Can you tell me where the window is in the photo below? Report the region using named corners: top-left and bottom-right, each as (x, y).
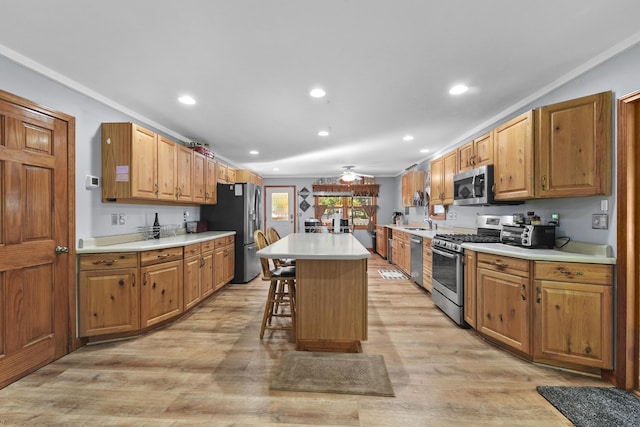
top-left (270, 192), bottom-right (289, 221)
top-left (315, 196), bottom-right (377, 230)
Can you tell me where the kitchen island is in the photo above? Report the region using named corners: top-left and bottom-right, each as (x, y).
top-left (257, 232), bottom-right (371, 352)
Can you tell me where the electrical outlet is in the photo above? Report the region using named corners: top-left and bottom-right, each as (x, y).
top-left (118, 214), bottom-right (126, 225)
top-left (592, 213), bottom-right (608, 230)
top-left (111, 214), bottom-right (118, 225)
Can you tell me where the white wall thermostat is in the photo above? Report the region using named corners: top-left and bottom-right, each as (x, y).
top-left (85, 175), bottom-right (100, 189)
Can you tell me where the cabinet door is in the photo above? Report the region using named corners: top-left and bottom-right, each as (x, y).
top-left (157, 135), bottom-right (177, 201)
top-left (477, 268), bottom-right (531, 354)
top-left (494, 111), bottom-right (534, 201)
top-left (224, 244), bottom-right (235, 282)
top-left (79, 268), bottom-right (139, 336)
top-left (217, 162), bottom-right (228, 183)
top-left (458, 141), bottom-right (475, 172)
top-left (183, 255), bottom-right (201, 311)
top-left (201, 250), bottom-right (215, 298)
top-left (422, 238), bottom-right (432, 293)
top-left (192, 152), bottom-right (206, 204)
top-left (430, 157), bottom-right (444, 204)
top-left (535, 91), bottom-right (612, 198)
top-left (463, 250), bottom-right (477, 328)
top-left (442, 150), bottom-right (458, 205)
top-left (534, 280), bottom-right (613, 368)
top-left (176, 144), bottom-right (193, 201)
top-left (131, 124), bottom-right (158, 199)
top-left (473, 132), bottom-right (493, 168)
top-left (214, 247), bottom-right (226, 290)
top-left (205, 158), bottom-right (218, 204)
top-left (140, 260), bottom-right (183, 328)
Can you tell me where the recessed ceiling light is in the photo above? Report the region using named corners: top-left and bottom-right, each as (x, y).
top-left (318, 130), bottom-right (330, 137)
top-left (178, 95), bottom-right (196, 105)
top-left (420, 149), bottom-right (430, 153)
top-left (449, 84), bottom-right (468, 95)
top-left (273, 168), bottom-right (280, 171)
top-left (309, 88), bottom-right (326, 98)
top-left (249, 150), bottom-right (259, 155)
top-left (403, 135), bottom-right (414, 141)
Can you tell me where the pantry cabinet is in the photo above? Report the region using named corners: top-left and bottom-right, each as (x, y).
top-left (78, 253), bottom-right (139, 337)
top-left (476, 253), bottom-right (531, 354)
top-left (535, 91), bottom-right (612, 198)
top-left (533, 261), bottom-right (613, 369)
top-left (458, 132), bottom-right (493, 172)
top-left (493, 111), bottom-right (535, 201)
top-left (140, 247), bottom-right (183, 328)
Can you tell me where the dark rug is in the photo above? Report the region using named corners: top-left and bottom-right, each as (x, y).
top-left (270, 351), bottom-right (395, 397)
top-left (537, 386), bottom-right (640, 427)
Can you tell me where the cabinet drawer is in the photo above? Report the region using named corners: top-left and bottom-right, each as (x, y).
top-left (215, 235), bottom-right (234, 248)
top-left (477, 253), bottom-right (529, 276)
top-left (534, 261), bottom-right (613, 285)
top-left (201, 239), bottom-right (215, 252)
top-left (79, 252), bottom-right (138, 270)
top-left (184, 243), bottom-right (201, 257)
top-left (140, 247), bottom-right (183, 266)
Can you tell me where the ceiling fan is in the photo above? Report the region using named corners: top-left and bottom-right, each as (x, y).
top-left (340, 165), bottom-right (373, 182)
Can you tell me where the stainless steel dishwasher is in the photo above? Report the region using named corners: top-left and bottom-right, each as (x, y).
top-left (410, 235), bottom-right (423, 287)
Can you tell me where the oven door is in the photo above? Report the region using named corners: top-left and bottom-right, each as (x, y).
top-left (431, 246), bottom-right (463, 305)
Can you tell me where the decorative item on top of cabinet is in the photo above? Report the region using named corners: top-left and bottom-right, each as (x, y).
top-left (401, 170), bottom-right (426, 207)
top-left (463, 250), bottom-right (476, 328)
top-left (78, 253), bottom-right (139, 337)
top-left (458, 132), bottom-right (493, 172)
top-left (535, 91), bottom-right (612, 198)
top-left (476, 252), bottom-right (532, 355)
top-left (533, 261), bottom-right (613, 369)
top-left (493, 111), bottom-right (535, 201)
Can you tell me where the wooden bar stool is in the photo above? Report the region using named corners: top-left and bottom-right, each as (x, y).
top-left (254, 230), bottom-right (296, 339)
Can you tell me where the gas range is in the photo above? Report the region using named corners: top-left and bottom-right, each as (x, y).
top-left (432, 233), bottom-right (501, 253)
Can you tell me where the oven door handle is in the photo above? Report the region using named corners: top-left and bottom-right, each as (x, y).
top-left (432, 247), bottom-right (458, 259)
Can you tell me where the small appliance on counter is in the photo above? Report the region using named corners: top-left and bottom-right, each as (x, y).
top-left (392, 211), bottom-right (404, 225)
top-left (186, 220), bottom-right (208, 233)
top-left (500, 224), bottom-right (556, 249)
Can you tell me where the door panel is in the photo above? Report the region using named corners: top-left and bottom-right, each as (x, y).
top-left (265, 186), bottom-right (296, 236)
top-left (0, 93), bottom-right (71, 388)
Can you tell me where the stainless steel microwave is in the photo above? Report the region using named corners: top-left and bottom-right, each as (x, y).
top-left (453, 164), bottom-right (497, 206)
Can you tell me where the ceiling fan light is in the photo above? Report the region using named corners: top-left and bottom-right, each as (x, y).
top-left (341, 172), bottom-right (357, 182)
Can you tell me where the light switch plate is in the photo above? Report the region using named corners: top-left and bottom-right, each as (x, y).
top-left (592, 213), bottom-right (608, 229)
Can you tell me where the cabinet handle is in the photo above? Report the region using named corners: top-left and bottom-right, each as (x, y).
top-left (132, 273), bottom-right (136, 287)
top-left (541, 175), bottom-right (547, 191)
top-left (200, 258), bottom-right (205, 267)
top-left (494, 261), bottom-right (509, 268)
top-left (536, 286), bottom-right (541, 303)
top-left (143, 272), bottom-right (147, 286)
top-left (93, 259), bottom-right (118, 265)
top-left (520, 284), bottom-right (526, 301)
top-left (157, 254), bottom-right (172, 259)
top-left (154, 183), bottom-right (159, 195)
top-left (560, 270), bottom-right (584, 276)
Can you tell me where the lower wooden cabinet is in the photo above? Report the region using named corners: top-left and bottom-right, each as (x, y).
top-left (214, 235), bottom-right (235, 290)
top-left (183, 243), bottom-right (202, 311)
top-left (78, 253), bottom-right (139, 337)
top-left (476, 253), bottom-right (531, 354)
top-left (375, 225), bottom-right (388, 258)
top-left (392, 230), bottom-right (410, 275)
top-left (422, 237), bottom-right (432, 292)
top-left (140, 259), bottom-right (183, 328)
top-left (463, 250), bottom-right (476, 328)
top-left (533, 261), bottom-right (613, 369)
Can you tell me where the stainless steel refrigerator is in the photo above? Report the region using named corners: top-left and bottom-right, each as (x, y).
top-left (200, 182), bottom-right (262, 283)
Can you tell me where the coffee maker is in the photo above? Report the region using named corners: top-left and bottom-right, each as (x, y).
top-left (392, 211), bottom-right (404, 225)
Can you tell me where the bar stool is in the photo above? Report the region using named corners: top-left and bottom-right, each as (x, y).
top-left (254, 230), bottom-right (296, 339)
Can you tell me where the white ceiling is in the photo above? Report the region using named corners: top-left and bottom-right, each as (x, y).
top-left (1, 1), bottom-right (640, 178)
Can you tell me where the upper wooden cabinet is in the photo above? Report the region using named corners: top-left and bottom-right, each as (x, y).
top-left (430, 150), bottom-right (458, 206)
top-left (535, 91), bottom-right (612, 198)
top-left (192, 152), bottom-right (207, 204)
top-left (175, 144), bottom-right (193, 202)
top-left (235, 169), bottom-right (263, 186)
top-left (458, 132), bottom-right (493, 172)
top-left (217, 162), bottom-right (236, 184)
top-left (157, 135), bottom-right (177, 201)
top-left (493, 111), bottom-right (535, 201)
top-left (401, 170), bottom-right (426, 207)
top-left (204, 158), bottom-right (218, 204)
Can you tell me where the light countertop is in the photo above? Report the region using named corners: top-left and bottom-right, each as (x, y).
top-left (257, 233), bottom-right (371, 260)
top-left (77, 231), bottom-right (235, 254)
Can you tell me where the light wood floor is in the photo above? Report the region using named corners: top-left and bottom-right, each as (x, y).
top-left (0, 254), bottom-right (607, 425)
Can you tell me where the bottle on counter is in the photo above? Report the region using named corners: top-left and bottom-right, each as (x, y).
top-left (153, 212), bottom-right (160, 239)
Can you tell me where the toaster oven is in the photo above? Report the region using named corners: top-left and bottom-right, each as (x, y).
top-left (501, 224), bottom-right (556, 249)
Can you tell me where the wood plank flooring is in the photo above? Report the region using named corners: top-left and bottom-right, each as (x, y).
top-left (0, 254), bottom-right (608, 425)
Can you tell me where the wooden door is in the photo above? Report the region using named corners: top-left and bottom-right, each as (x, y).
top-left (264, 186), bottom-right (296, 237)
top-left (201, 250), bottom-right (215, 298)
top-left (214, 248), bottom-right (225, 290)
top-left (224, 243), bottom-right (235, 282)
top-left (473, 132), bottom-right (493, 168)
top-left (430, 157), bottom-right (444, 204)
top-left (157, 135), bottom-right (176, 201)
top-left (183, 254), bottom-right (201, 311)
top-left (458, 141), bottom-right (475, 172)
top-left (0, 91), bottom-right (74, 388)
top-left (494, 111), bottom-right (534, 201)
top-left (130, 124), bottom-right (157, 199)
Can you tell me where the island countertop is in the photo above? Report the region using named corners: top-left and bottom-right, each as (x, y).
top-left (257, 232), bottom-right (371, 260)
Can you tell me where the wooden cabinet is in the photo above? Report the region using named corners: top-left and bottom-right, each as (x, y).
top-left (201, 239), bottom-right (216, 298)
top-left (392, 230), bottom-right (410, 275)
top-left (192, 153), bottom-right (206, 204)
top-left (183, 243), bottom-right (202, 311)
top-left (476, 253), bottom-right (531, 354)
top-left (493, 111), bottom-right (535, 201)
top-left (175, 144), bottom-right (193, 202)
top-left (217, 162), bottom-right (236, 184)
top-left (157, 135), bottom-right (178, 201)
top-left (375, 225), bottom-right (388, 258)
top-left (204, 158), bottom-right (218, 204)
top-left (429, 150), bottom-right (457, 205)
top-left (458, 132), bottom-right (493, 172)
top-left (463, 250), bottom-right (477, 328)
top-left (214, 235), bottom-right (235, 289)
top-left (235, 169), bottom-right (263, 185)
top-left (422, 237), bottom-right (432, 293)
top-left (401, 170), bottom-right (426, 207)
top-left (535, 91), bottom-right (612, 198)
top-left (140, 247), bottom-right (183, 328)
top-left (533, 261), bottom-right (613, 369)
top-left (78, 253), bottom-right (139, 337)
